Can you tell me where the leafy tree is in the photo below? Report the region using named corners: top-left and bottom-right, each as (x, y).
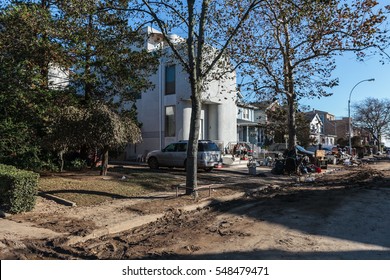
top-left (232, 0), bottom-right (389, 149)
top-left (47, 102), bottom-right (141, 174)
top-left (53, 0), bottom-right (158, 170)
top-left (55, 0), bottom-right (158, 104)
top-left (353, 97), bottom-right (390, 151)
top-left (1, 0), bottom-right (156, 171)
top-left (0, 1), bottom-right (66, 91)
top-left (0, 118), bottom-right (39, 168)
top-left (0, 1), bottom-right (68, 169)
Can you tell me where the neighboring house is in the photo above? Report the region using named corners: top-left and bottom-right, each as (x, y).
top-left (236, 103), bottom-right (260, 144)
top-left (313, 110), bottom-right (337, 146)
top-left (305, 111), bottom-right (324, 145)
top-left (330, 117), bottom-right (373, 146)
top-left (305, 110), bottom-right (338, 146)
top-left (236, 100), bottom-right (279, 145)
top-left (329, 117), bottom-right (349, 144)
top-left (253, 100), bottom-right (279, 145)
top-left (124, 27), bottom-right (238, 160)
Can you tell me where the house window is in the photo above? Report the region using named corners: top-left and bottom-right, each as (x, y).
top-left (243, 108), bottom-right (249, 119)
top-left (165, 65), bottom-right (175, 95)
top-left (165, 106), bottom-right (176, 137)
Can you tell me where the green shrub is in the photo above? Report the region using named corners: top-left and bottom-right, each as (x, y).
top-left (0, 164), bottom-right (39, 214)
top-left (69, 158), bottom-right (87, 171)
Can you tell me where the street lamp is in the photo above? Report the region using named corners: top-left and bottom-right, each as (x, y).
top-left (348, 78), bottom-right (375, 155)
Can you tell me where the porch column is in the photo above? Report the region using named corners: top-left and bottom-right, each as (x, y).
top-left (217, 104), bottom-right (224, 141)
top-left (182, 103), bottom-right (191, 140)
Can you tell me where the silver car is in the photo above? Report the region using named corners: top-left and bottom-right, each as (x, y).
top-left (146, 140), bottom-right (221, 171)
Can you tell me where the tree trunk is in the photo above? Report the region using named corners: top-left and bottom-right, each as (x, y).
top-left (90, 148), bottom-right (99, 168)
top-left (39, 0), bottom-right (49, 89)
top-left (281, 19), bottom-right (297, 150)
top-left (100, 146), bottom-right (109, 176)
top-left (287, 95), bottom-right (297, 149)
top-left (185, 84), bottom-right (202, 196)
top-left (59, 151), bottom-right (64, 172)
top-left (84, 14), bottom-right (93, 102)
top-left (185, 0), bottom-right (202, 197)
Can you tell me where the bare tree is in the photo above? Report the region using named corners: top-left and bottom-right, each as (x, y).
top-left (232, 0), bottom-right (389, 149)
top-left (119, 0), bottom-right (264, 194)
top-left (353, 97), bottom-right (390, 151)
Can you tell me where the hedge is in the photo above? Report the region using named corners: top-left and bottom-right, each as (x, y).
top-left (0, 164), bottom-right (39, 214)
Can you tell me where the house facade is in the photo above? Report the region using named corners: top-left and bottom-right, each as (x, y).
top-left (124, 27), bottom-right (238, 160)
top-left (236, 100), bottom-right (278, 146)
top-left (305, 111), bottom-right (323, 145)
top-left (305, 110), bottom-right (337, 146)
top-left (236, 103), bottom-right (260, 144)
top-left (330, 117), bottom-right (374, 147)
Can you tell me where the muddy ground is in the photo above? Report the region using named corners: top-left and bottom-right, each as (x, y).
top-left (1, 160), bottom-right (390, 260)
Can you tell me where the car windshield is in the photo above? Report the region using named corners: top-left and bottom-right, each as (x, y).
top-left (198, 142), bottom-right (220, 152)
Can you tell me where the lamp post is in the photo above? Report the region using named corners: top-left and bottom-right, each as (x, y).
top-left (348, 78), bottom-right (375, 155)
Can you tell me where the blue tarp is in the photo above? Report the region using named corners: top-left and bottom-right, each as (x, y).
top-left (296, 145), bottom-right (315, 156)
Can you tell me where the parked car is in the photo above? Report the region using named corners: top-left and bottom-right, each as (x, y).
top-left (146, 140), bottom-right (221, 171)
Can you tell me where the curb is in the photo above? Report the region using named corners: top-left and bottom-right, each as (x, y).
top-left (38, 192), bottom-right (77, 207)
top-left (65, 192), bottom-right (245, 246)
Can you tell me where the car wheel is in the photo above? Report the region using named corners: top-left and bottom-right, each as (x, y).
top-left (204, 167), bottom-right (213, 172)
top-left (148, 157), bottom-right (159, 169)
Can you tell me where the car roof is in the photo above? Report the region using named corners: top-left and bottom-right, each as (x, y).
top-left (177, 140), bottom-right (214, 143)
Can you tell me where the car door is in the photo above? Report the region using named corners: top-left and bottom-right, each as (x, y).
top-left (174, 142), bottom-right (187, 167)
top-left (159, 143), bottom-right (177, 167)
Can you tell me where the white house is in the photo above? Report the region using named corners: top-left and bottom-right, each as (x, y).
top-left (124, 27), bottom-right (238, 160)
top-left (304, 110), bottom-right (337, 146)
top-left (305, 111), bottom-right (323, 145)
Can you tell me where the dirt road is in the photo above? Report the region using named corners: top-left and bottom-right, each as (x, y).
top-left (1, 160), bottom-right (390, 259)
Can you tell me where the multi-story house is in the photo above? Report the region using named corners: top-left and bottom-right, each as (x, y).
top-left (330, 117), bottom-right (374, 147)
top-left (236, 103), bottom-right (259, 144)
top-left (305, 111), bottom-right (324, 145)
top-left (305, 110), bottom-right (337, 146)
top-left (124, 27), bottom-right (238, 160)
top-left (236, 100), bottom-right (279, 146)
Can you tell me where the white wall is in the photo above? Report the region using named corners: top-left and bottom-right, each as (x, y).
top-left (125, 29), bottom-right (238, 160)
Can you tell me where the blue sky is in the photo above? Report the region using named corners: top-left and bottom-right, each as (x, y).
top-left (301, 0), bottom-right (389, 118)
top-left (301, 51), bottom-right (390, 146)
top-left (297, 0), bottom-right (390, 146)
top-left (301, 53), bottom-right (390, 119)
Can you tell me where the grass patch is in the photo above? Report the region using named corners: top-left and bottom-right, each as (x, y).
top-left (38, 167), bottom-right (184, 206)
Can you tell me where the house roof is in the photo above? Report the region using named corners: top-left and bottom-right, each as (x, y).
top-left (237, 102), bottom-right (257, 109)
top-left (304, 112), bottom-right (323, 124)
top-left (250, 100), bottom-right (279, 111)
